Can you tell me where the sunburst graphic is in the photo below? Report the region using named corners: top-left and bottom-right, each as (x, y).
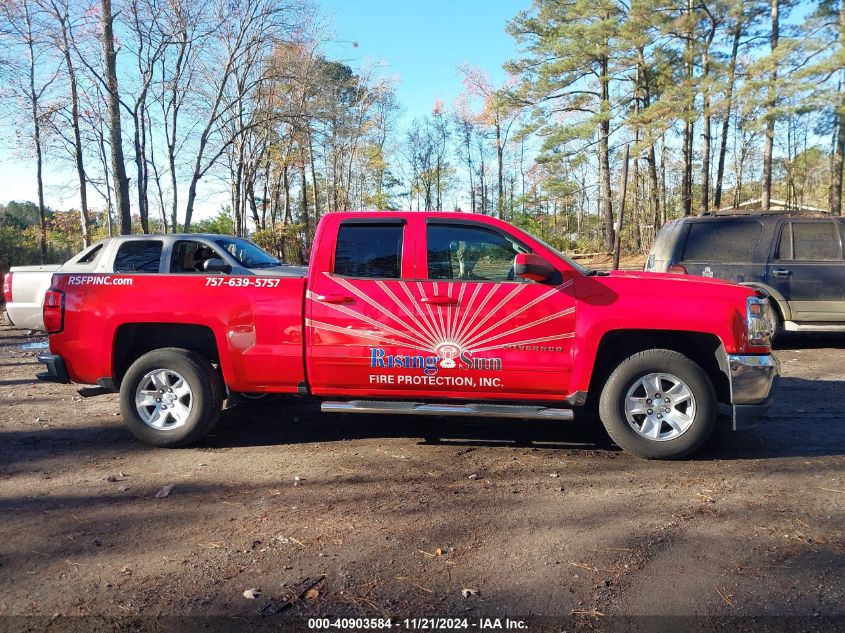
top-left (306, 273), bottom-right (575, 363)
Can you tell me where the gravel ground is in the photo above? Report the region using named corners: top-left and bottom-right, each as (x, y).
top-left (0, 323), bottom-right (843, 631)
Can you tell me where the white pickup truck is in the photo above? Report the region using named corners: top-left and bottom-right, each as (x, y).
top-left (3, 264), bottom-right (62, 331)
top-left (3, 233), bottom-right (303, 331)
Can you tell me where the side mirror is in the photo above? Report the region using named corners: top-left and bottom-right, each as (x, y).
top-left (514, 253), bottom-right (555, 282)
top-left (203, 258), bottom-right (232, 274)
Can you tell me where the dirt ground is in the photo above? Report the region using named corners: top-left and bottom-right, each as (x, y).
top-left (0, 323), bottom-right (843, 631)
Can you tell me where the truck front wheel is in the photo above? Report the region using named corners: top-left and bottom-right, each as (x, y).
top-left (598, 349), bottom-right (716, 459)
top-left (119, 348), bottom-right (224, 447)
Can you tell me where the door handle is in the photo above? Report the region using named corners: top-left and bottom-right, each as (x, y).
top-left (314, 294), bottom-right (354, 304)
top-left (421, 295), bottom-right (458, 306)
top-left (772, 268), bottom-right (792, 278)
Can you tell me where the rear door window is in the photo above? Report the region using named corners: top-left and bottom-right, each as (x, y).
top-left (679, 221), bottom-right (762, 262)
top-left (113, 241), bottom-right (163, 273)
top-left (427, 224), bottom-right (526, 281)
top-left (777, 222), bottom-right (842, 261)
top-left (333, 223), bottom-right (403, 278)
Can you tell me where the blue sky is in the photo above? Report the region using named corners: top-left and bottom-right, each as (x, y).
top-left (320, 0), bottom-right (521, 126)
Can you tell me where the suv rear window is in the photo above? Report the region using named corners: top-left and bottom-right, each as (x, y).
top-left (680, 222), bottom-right (762, 262)
top-left (333, 223), bottom-right (403, 278)
top-left (113, 241), bottom-right (163, 273)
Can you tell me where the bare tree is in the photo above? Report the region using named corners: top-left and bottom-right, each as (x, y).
top-left (0, 0), bottom-right (60, 260)
top-left (101, 0), bottom-right (132, 234)
top-left (182, 0), bottom-right (294, 231)
top-left (124, 0), bottom-right (168, 233)
top-left (42, 0), bottom-right (91, 245)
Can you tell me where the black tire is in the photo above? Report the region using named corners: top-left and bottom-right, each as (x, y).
top-left (119, 347), bottom-right (224, 447)
top-left (598, 349), bottom-right (717, 459)
top-left (770, 305), bottom-right (783, 342)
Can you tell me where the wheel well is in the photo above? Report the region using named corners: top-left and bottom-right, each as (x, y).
top-left (740, 282), bottom-right (790, 322)
top-left (113, 323), bottom-right (219, 386)
top-left (588, 330), bottom-right (731, 404)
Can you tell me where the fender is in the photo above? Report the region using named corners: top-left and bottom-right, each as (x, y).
top-left (740, 282), bottom-right (791, 321)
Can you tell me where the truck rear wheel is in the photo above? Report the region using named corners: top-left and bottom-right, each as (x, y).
top-left (119, 348), bottom-right (224, 447)
top-left (598, 349), bottom-right (716, 459)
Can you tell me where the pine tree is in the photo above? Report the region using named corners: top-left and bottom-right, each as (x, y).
top-left (506, 0), bottom-right (627, 252)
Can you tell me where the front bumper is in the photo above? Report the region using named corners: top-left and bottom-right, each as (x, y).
top-left (36, 352), bottom-right (70, 383)
top-left (727, 354), bottom-right (780, 430)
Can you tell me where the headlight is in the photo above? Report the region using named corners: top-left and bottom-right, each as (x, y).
top-left (746, 295), bottom-right (773, 348)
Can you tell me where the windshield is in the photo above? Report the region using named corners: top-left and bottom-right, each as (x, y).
top-left (213, 238), bottom-right (281, 269)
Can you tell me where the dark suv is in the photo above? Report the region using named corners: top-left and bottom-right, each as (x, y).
top-left (646, 214), bottom-right (845, 333)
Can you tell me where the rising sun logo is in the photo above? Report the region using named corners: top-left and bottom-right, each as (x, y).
top-left (305, 273), bottom-right (575, 362)
top-left (434, 342), bottom-right (460, 369)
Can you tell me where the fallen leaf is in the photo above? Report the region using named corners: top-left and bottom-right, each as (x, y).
top-left (304, 588), bottom-right (319, 600)
top-left (243, 588), bottom-right (261, 599)
top-left (154, 484), bottom-right (174, 498)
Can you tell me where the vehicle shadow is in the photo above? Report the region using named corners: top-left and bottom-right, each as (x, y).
top-left (775, 332), bottom-right (845, 350)
top-left (206, 400), bottom-right (619, 453)
top-left (201, 376), bottom-right (844, 460)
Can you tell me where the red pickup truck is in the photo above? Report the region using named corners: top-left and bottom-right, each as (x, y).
top-left (37, 212), bottom-right (779, 459)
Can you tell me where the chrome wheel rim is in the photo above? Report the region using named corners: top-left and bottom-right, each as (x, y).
top-left (135, 369), bottom-right (193, 430)
top-left (624, 372), bottom-right (696, 442)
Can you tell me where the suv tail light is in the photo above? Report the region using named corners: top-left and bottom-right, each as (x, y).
top-left (668, 264), bottom-right (687, 274)
top-left (746, 295), bottom-right (773, 349)
top-left (43, 289), bottom-right (64, 333)
top-left (2, 272), bottom-right (12, 303)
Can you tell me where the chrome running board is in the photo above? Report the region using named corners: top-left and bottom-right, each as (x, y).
top-left (321, 400), bottom-right (574, 420)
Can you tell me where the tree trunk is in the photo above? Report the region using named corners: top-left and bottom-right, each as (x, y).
top-left (660, 134), bottom-right (667, 224)
top-left (630, 60), bottom-right (641, 250)
top-left (24, 2), bottom-right (48, 262)
top-left (101, 0), bottom-right (131, 234)
top-left (300, 146), bottom-right (310, 248)
top-left (148, 138), bottom-right (168, 232)
top-left (681, 0), bottom-right (695, 217)
top-left (714, 8), bottom-right (743, 210)
top-left (833, 76), bottom-right (844, 215)
top-left (133, 109), bottom-right (149, 233)
top-left (682, 117), bottom-right (694, 216)
top-left (56, 7), bottom-right (90, 246)
top-left (761, 0), bottom-right (779, 211)
top-left (640, 48), bottom-right (662, 233)
top-left (308, 130), bottom-right (321, 219)
top-left (699, 13), bottom-right (717, 215)
top-left (97, 116), bottom-right (114, 236)
top-left (496, 121), bottom-right (504, 220)
top-left (248, 178), bottom-right (260, 229)
top-left (598, 54), bottom-right (614, 252)
top-left (831, 3), bottom-right (845, 215)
